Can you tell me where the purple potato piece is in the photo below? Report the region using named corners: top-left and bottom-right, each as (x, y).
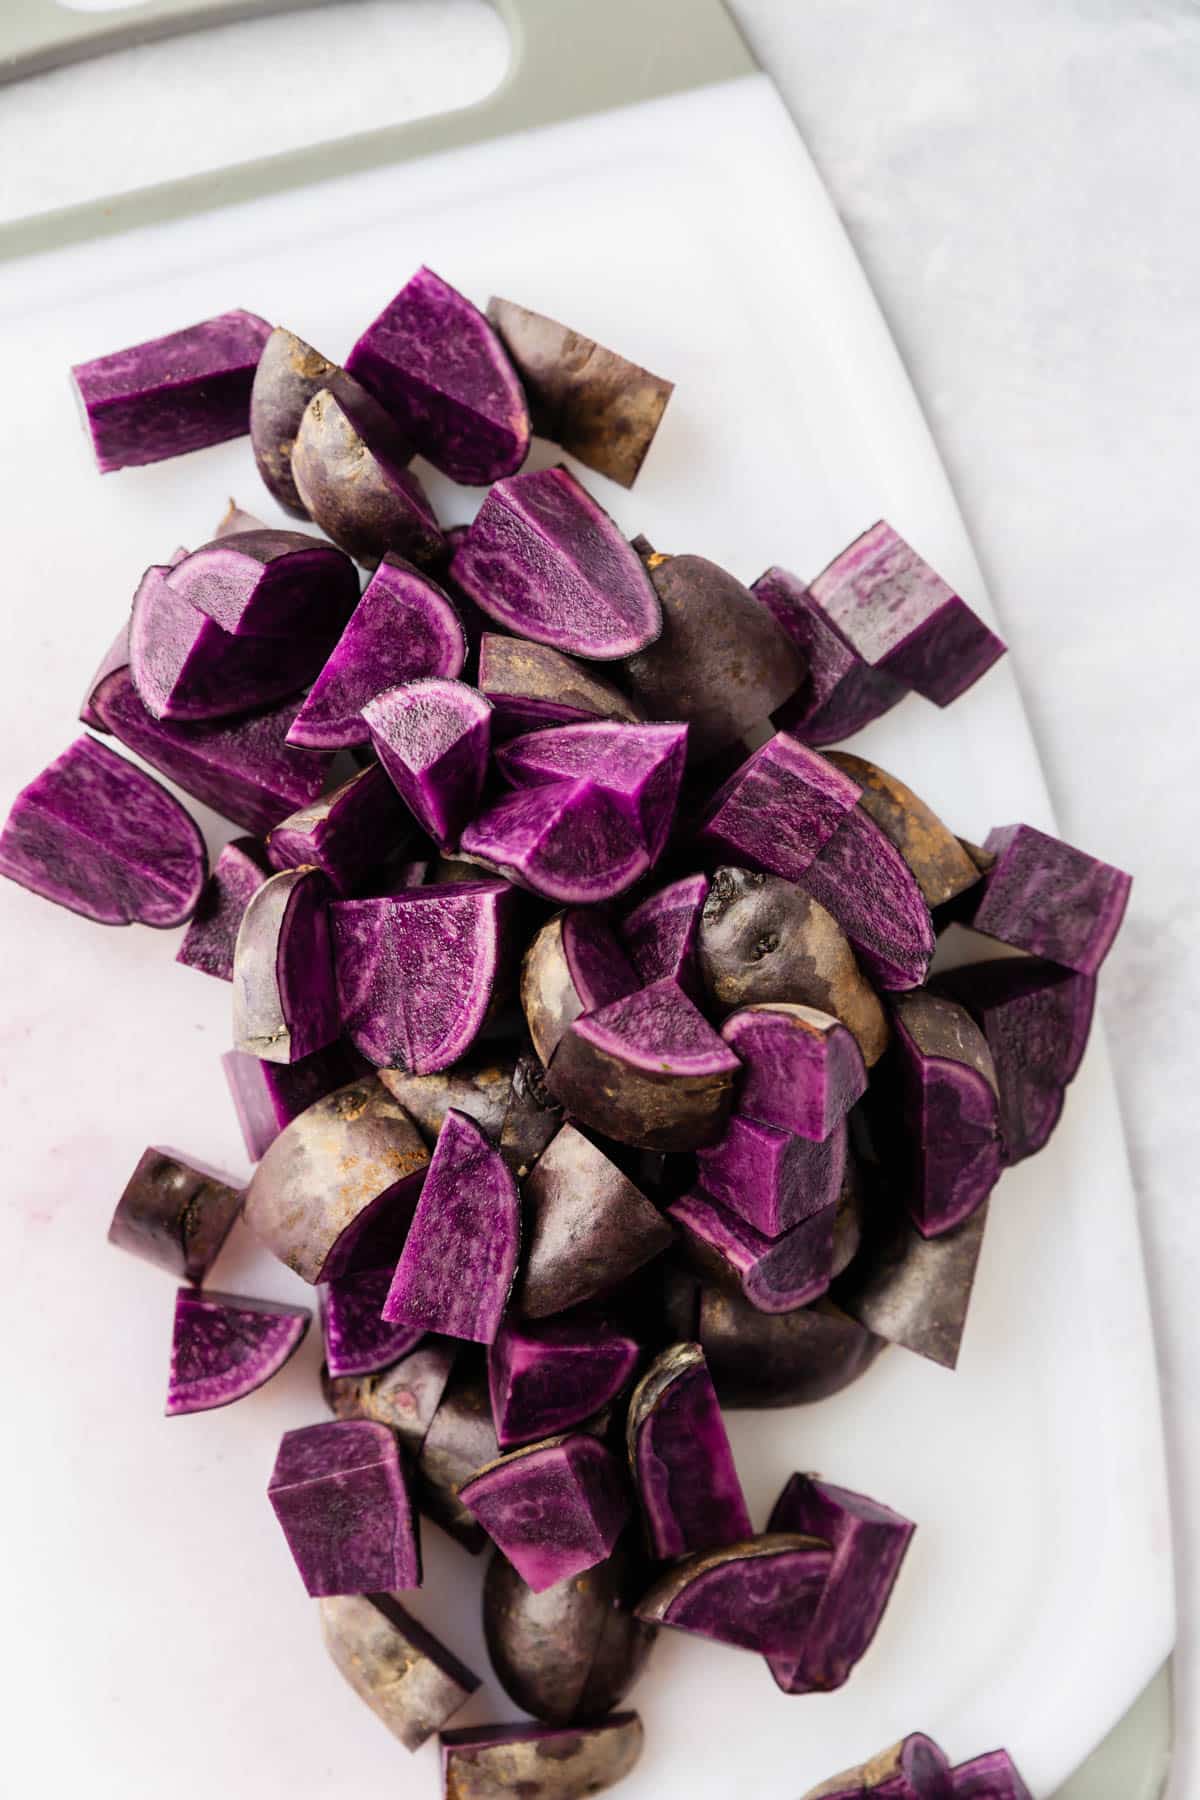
top-left (489, 1318), bottom-right (640, 1449)
top-left (810, 521), bottom-right (1005, 705)
top-left (520, 909), bottom-right (639, 1066)
top-left (802, 1735), bottom-right (953, 1800)
top-left (332, 881), bottom-right (517, 1072)
top-left (176, 836), bottom-right (270, 979)
top-left (753, 564), bottom-right (907, 746)
top-left (660, 1264), bottom-right (701, 1341)
top-left (949, 1750), bottom-right (1032, 1799)
top-left (545, 979), bottom-right (740, 1152)
top-left (320, 1265), bottom-right (424, 1379)
top-left (363, 678), bottom-right (492, 848)
top-left (266, 763), bottom-right (410, 897)
top-left (164, 528), bottom-right (358, 638)
top-left (695, 1114), bottom-right (847, 1236)
top-left (108, 1146), bottom-right (242, 1283)
top-left (499, 1054), bottom-right (564, 1178)
top-left (71, 308), bottom-right (271, 471)
top-left (620, 872), bottom-right (708, 996)
top-left (451, 466), bottom-right (660, 659)
top-left (483, 1544), bottom-right (656, 1726)
top-left (889, 992), bottom-right (1001, 1238)
top-left (460, 1434), bottom-right (631, 1592)
top-left (324, 1337), bottom-right (458, 1458)
top-left (232, 865), bottom-right (338, 1064)
top-left (669, 1189), bottom-right (838, 1313)
top-left (91, 668), bottom-right (331, 835)
top-left (487, 297), bottom-right (672, 488)
top-left (214, 500), bottom-right (269, 536)
top-left (698, 1288), bottom-right (885, 1408)
top-left (497, 720), bottom-right (687, 863)
top-left (288, 555), bottom-right (466, 751)
top-left (243, 1076), bottom-right (429, 1283)
top-left (79, 618), bottom-right (133, 731)
top-left (377, 1055), bottom-right (517, 1149)
top-left (801, 805), bottom-right (936, 991)
top-left (626, 1342), bottom-right (751, 1558)
top-left (721, 1003), bottom-right (867, 1142)
top-left (826, 752), bottom-right (982, 910)
top-left (321, 1591), bottom-right (478, 1750)
top-left (634, 1533), bottom-right (832, 1657)
top-left (698, 866), bottom-right (889, 1066)
top-left (765, 1474), bottom-right (916, 1692)
top-left (347, 266), bottom-right (530, 485)
top-left (268, 1418), bottom-right (421, 1596)
top-left (518, 1124), bottom-right (674, 1318)
top-left (383, 1109), bottom-right (520, 1344)
top-left (478, 633), bottom-right (643, 739)
top-left (0, 734), bottom-right (207, 927)
top-left (416, 1362), bottom-right (499, 1552)
top-left (460, 780), bottom-right (649, 905)
top-left (440, 1714), bottom-right (644, 1800)
top-left (697, 732), bottom-right (860, 879)
top-left (834, 1198), bottom-right (989, 1370)
top-left (166, 1287), bottom-right (310, 1415)
top-left (222, 1042), bottom-right (366, 1161)
top-left (250, 325), bottom-right (339, 515)
top-left (972, 822), bottom-right (1132, 975)
top-left (833, 1157), bottom-right (867, 1278)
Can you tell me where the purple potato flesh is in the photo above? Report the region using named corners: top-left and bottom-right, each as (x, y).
top-left (232, 865), bottom-right (339, 1064)
top-left (809, 521), bottom-right (1005, 706)
top-left (166, 1287), bottom-right (310, 1415)
top-left (250, 325), bottom-right (339, 515)
top-left (626, 1342), bottom-right (751, 1558)
top-left (488, 1318), bottom-right (640, 1448)
top-left (949, 1750), bottom-right (1032, 1799)
top-left (363, 678), bottom-right (492, 848)
top-left (487, 297), bottom-right (672, 488)
top-left (753, 564), bottom-right (907, 746)
top-left (889, 992), bottom-right (1001, 1237)
top-left (669, 1188), bottom-right (838, 1313)
top-left (383, 1109), bottom-right (520, 1344)
top-left (460, 1434), bottom-right (631, 1592)
top-left (266, 763), bottom-right (410, 896)
top-left (721, 1002), bottom-right (867, 1142)
top-left (698, 1289), bottom-right (885, 1408)
top-left (520, 909), bottom-right (638, 1066)
top-left (440, 1713), bottom-right (644, 1800)
top-left (331, 881), bottom-right (516, 1072)
top-left (545, 978), bottom-right (740, 1152)
top-left (222, 1041), bottom-right (365, 1161)
top-left (497, 720), bottom-right (687, 864)
top-left (635, 1533), bottom-right (832, 1658)
top-left (518, 1124), bottom-right (674, 1318)
top-left (79, 618), bottom-right (133, 731)
top-left (972, 822), bottom-right (1132, 975)
top-left (108, 1146), bottom-right (242, 1283)
top-left (620, 872), bottom-right (708, 995)
top-left (0, 734), bottom-right (207, 927)
top-left (835, 1198), bottom-right (989, 1370)
top-left (288, 556), bottom-right (466, 751)
top-left (416, 1363), bottom-right (499, 1552)
top-left (697, 733), bottom-right (861, 881)
top-left (450, 466), bottom-right (661, 660)
top-left (695, 1113), bottom-right (847, 1236)
top-left (765, 1474), bottom-right (916, 1692)
top-left (826, 752), bottom-right (981, 910)
top-left (177, 836), bottom-right (270, 979)
top-left (324, 1337), bottom-right (457, 1458)
top-left (268, 1418), bottom-right (421, 1596)
top-left (801, 805), bottom-right (935, 991)
top-left (164, 528), bottom-right (358, 639)
top-left (320, 1265), bottom-right (424, 1379)
top-left (320, 1591), bottom-right (479, 1751)
top-left (460, 780), bottom-right (650, 905)
top-left (243, 1076), bottom-right (429, 1283)
top-left (802, 1734), bottom-right (954, 1800)
top-left (71, 308), bottom-right (271, 471)
top-left (347, 265), bottom-right (530, 485)
top-left (478, 634), bottom-right (643, 739)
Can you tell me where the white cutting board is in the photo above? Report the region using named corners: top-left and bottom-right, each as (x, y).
top-left (0, 67), bottom-right (1173, 1800)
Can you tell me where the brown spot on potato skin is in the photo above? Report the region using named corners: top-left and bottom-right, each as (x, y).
top-left (826, 752), bottom-right (981, 909)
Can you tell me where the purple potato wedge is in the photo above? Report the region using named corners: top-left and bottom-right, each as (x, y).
top-left (801, 1734), bottom-right (954, 1800)
top-left (0, 735), bottom-right (207, 928)
top-left (363, 678), bottom-right (492, 848)
top-left (698, 1288), bottom-right (885, 1409)
top-left (250, 325), bottom-right (340, 515)
top-left (478, 633), bottom-right (643, 739)
top-left (321, 1591), bottom-right (479, 1751)
top-left (753, 564), bottom-right (907, 747)
top-left (721, 1003), bottom-right (867, 1142)
top-left (71, 308), bottom-right (271, 471)
top-left (177, 836), bottom-right (270, 979)
top-left (826, 752), bottom-right (982, 910)
top-left (383, 1109), bottom-right (520, 1344)
top-left (268, 1418), bottom-right (421, 1596)
top-left (497, 720), bottom-right (687, 863)
top-left (520, 909), bottom-right (639, 1066)
top-left (834, 1199), bottom-right (989, 1371)
top-left (450, 466), bottom-right (660, 659)
top-left (232, 865), bottom-right (338, 1064)
top-left (889, 992), bottom-right (1002, 1238)
top-left (439, 1714), bottom-right (644, 1800)
top-left (460, 1434), bottom-right (631, 1592)
top-left (488, 1318), bottom-right (640, 1449)
top-left (634, 1533), bottom-right (832, 1659)
top-left (801, 805), bottom-right (936, 991)
top-left (620, 872), bottom-right (708, 995)
top-left (243, 1075), bottom-right (429, 1283)
top-left (319, 1265), bottom-right (424, 1380)
top-left (669, 1189), bottom-right (838, 1313)
top-left (266, 763), bottom-right (411, 897)
top-left (415, 1362), bottom-right (499, 1552)
top-left (214, 500), bottom-right (269, 537)
top-left (949, 1750), bottom-right (1032, 1800)
top-left (696, 732), bottom-right (861, 881)
top-left (79, 618), bottom-right (133, 731)
top-left (108, 1146), bottom-right (242, 1283)
top-left (166, 1287), bottom-right (310, 1415)
top-left (460, 779), bottom-right (650, 905)
top-left (971, 822), bottom-right (1132, 975)
top-left (626, 1342), bottom-right (751, 1558)
top-left (164, 528), bottom-right (358, 639)
top-left (222, 1041), bottom-right (365, 1161)
top-left (695, 1113), bottom-right (847, 1236)
top-left (324, 1337), bottom-right (458, 1459)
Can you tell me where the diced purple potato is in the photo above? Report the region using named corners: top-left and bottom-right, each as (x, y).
top-left (176, 836), bottom-right (270, 979)
top-left (347, 266), bottom-right (530, 485)
top-left (108, 1146), bottom-right (242, 1283)
top-left (242, 1076), bottom-right (429, 1283)
top-left (669, 1189), bottom-right (838, 1313)
top-left (889, 992), bottom-right (1002, 1238)
top-left (698, 866), bottom-right (889, 1066)
top-left (520, 909), bottom-right (639, 1066)
top-left (801, 806), bottom-right (936, 991)
top-left (695, 1114), bottom-right (847, 1236)
top-left (133, 587), bottom-right (329, 725)
top-left (971, 822), bottom-right (1132, 975)
top-left (250, 326), bottom-right (340, 515)
top-left (266, 763), bottom-right (409, 897)
top-left (499, 1053), bottom-right (565, 1178)
top-left (518, 1124), bottom-right (674, 1318)
top-left (71, 308), bottom-right (271, 472)
top-left (321, 1590), bottom-right (478, 1751)
top-left (166, 1287), bottom-right (310, 1415)
top-left (697, 732), bottom-right (860, 880)
top-left (377, 1054), bottom-right (517, 1148)
top-left (621, 550), bottom-right (805, 762)
top-left (698, 1288), bottom-right (885, 1409)
top-left (164, 528), bottom-right (358, 640)
top-left (824, 751), bottom-right (979, 910)
top-left (439, 1714), bottom-right (644, 1800)
top-left (497, 720), bottom-right (687, 864)
top-left (620, 872), bottom-right (708, 996)
top-left (324, 1337), bottom-right (457, 1459)
top-left (489, 1318), bottom-right (640, 1449)
top-left (231, 865), bottom-right (338, 1064)
top-left (483, 1543), bottom-right (656, 1726)
top-left (626, 1342), bottom-right (752, 1558)
top-left (319, 1265), bottom-right (424, 1379)
top-left (267, 1418), bottom-right (421, 1596)
top-left (834, 1199), bottom-right (989, 1370)
top-left (382, 1109), bottom-right (520, 1344)
top-left (753, 564), bottom-right (907, 746)
top-left (214, 499), bottom-right (269, 537)
top-left (0, 734), bottom-right (207, 927)
top-left (487, 297), bottom-right (672, 488)
top-left (801, 1735), bottom-right (954, 1800)
top-left (291, 375), bottom-right (445, 569)
top-left (222, 1041), bottom-right (366, 1161)
top-left (948, 1750), bottom-right (1032, 1799)
top-left (450, 466), bottom-right (661, 660)
top-left (721, 1002), bottom-right (868, 1141)
top-left (91, 667), bottom-right (331, 835)
top-left (79, 618), bottom-right (133, 731)
top-left (809, 521), bottom-right (1006, 706)
top-left (460, 1434), bottom-right (631, 1592)
top-left (287, 555), bottom-right (466, 751)
top-left (478, 633), bottom-right (643, 739)
top-left (765, 1474), bottom-right (916, 1693)
top-left (460, 779), bottom-right (650, 904)
top-left (545, 979), bottom-right (740, 1152)
top-left (416, 1362), bottom-right (499, 1552)
top-left (331, 881), bottom-right (516, 1071)
top-left (363, 678), bottom-right (491, 847)
top-left (634, 1533), bottom-right (833, 1658)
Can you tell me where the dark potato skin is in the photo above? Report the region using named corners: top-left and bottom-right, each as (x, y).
top-left (378, 1057), bottom-right (514, 1147)
top-left (440, 1713), bottom-right (644, 1800)
top-left (107, 1147), bottom-right (242, 1283)
top-left (291, 378), bottom-right (444, 570)
top-left (322, 1338), bottom-right (458, 1458)
top-left (416, 1362), bottom-right (500, 1553)
top-left (698, 1289), bottom-right (886, 1408)
top-left (320, 1591), bottom-right (478, 1750)
top-left (826, 751), bottom-right (980, 909)
top-left (834, 1199), bottom-right (989, 1371)
top-left (250, 326), bottom-right (339, 516)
